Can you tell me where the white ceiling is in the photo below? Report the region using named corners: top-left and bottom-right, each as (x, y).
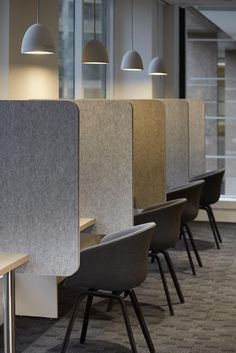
top-left (164, 0), bottom-right (236, 6)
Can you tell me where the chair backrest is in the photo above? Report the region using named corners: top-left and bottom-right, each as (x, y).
top-left (134, 199), bottom-right (186, 253)
top-left (65, 223), bottom-right (156, 292)
top-left (166, 180), bottom-right (205, 223)
top-left (191, 168), bottom-right (225, 206)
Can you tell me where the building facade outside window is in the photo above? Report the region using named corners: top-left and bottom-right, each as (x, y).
top-left (59, 0), bottom-right (108, 99)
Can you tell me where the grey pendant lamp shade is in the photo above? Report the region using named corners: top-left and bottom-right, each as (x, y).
top-left (82, 39), bottom-right (108, 64)
top-left (121, 50), bottom-right (143, 71)
top-left (82, 0), bottom-right (108, 64)
top-left (148, 56), bottom-right (167, 75)
top-left (21, 0), bottom-right (55, 54)
top-left (120, 0), bottom-right (143, 71)
top-left (21, 24), bottom-right (55, 54)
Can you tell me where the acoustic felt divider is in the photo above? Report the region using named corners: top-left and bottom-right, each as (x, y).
top-left (75, 100), bottom-right (133, 234)
top-left (158, 99), bottom-right (189, 189)
top-left (186, 99), bottom-right (206, 179)
top-left (0, 101), bottom-right (80, 276)
top-left (129, 100), bottom-right (166, 208)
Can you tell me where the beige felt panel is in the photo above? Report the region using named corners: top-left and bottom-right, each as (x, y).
top-left (186, 99), bottom-right (206, 179)
top-left (130, 100), bottom-right (166, 208)
top-left (159, 99), bottom-right (189, 189)
top-left (75, 100), bottom-right (133, 234)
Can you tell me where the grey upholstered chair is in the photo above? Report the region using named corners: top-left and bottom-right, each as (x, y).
top-left (167, 180), bottom-right (205, 276)
top-left (191, 168), bottom-right (225, 249)
top-left (134, 199), bottom-right (186, 316)
top-left (60, 223), bottom-right (157, 353)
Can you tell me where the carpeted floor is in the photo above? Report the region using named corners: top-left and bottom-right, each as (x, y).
top-left (1, 221), bottom-right (236, 353)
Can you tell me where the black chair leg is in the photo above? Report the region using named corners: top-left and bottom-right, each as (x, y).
top-left (106, 291), bottom-right (123, 312)
top-left (60, 294), bottom-right (86, 353)
top-left (155, 255), bottom-right (174, 316)
top-left (184, 223), bottom-right (203, 267)
top-left (162, 251), bottom-right (184, 303)
top-left (208, 205), bottom-right (223, 243)
top-left (128, 289), bottom-right (156, 353)
top-left (204, 206), bottom-right (220, 249)
top-left (80, 294), bottom-right (93, 344)
top-left (116, 295), bottom-right (138, 353)
top-left (181, 228), bottom-right (196, 276)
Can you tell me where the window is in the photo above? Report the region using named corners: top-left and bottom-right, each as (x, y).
top-left (186, 7), bottom-right (236, 198)
top-left (59, 0), bottom-right (108, 99)
top-left (59, 0), bottom-right (75, 99)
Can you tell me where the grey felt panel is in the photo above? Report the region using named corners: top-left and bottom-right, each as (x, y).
top-left (75, 100), bottom-right (133, 234)
top-left (187, 99), bottom-right (206, 178)
top-left (130, 100), bottom-right (166, 208)
top-left (159, 99), bottom-right (189, 189)
top-left (0, 101), bottom-right (79, 276)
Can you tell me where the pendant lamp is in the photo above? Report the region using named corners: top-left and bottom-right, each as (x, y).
top-left (121, 0), bottom-right (143, 71)
top-left (148, 57), bottom-right (167, 75)
top-left (82, 0), bottom-right (108, 64)
top-left (148, 1), bottom-right (167, 75)
top-left (21, 0), bottom-right (55, 55)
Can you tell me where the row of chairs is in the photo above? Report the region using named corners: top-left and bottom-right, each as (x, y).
top-left (60, 168), bottom-right (225, 353)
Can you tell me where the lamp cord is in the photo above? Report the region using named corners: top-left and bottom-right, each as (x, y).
top-left (37, 0), bottom-right (39, 23)
top-left (94, 0), bottom-right (96, 40)
top-left (131, 0), bottom-right (134, 50)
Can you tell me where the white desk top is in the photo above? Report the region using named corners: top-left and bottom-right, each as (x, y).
top-left (0, 253), bottom-right (29, 276)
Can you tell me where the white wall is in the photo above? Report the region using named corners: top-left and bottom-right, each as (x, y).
top-left (163, 4), bottom-right (180, 98)
top-left (112, 0), bottom-right (179, 99)
top-left (113, 0), bottom-right (156, 98)
top-left (0, 0), bottom-right (59, 99)
top-left (0, 0), bottom-right (10, 99)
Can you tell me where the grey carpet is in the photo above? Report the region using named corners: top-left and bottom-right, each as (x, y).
top-left (0, 221), bottom-right (236, 353)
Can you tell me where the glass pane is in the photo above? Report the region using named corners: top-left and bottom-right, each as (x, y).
top-left (82, 0), bottom-right (106, 98)
top-left (186, 7), bottom-right (236, 198)
top-left (59, 0), bottom-right (75, 99)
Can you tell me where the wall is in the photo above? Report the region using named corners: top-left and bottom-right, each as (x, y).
top-left (0, 0), bottom-right (9, 99)
top-left (112, 0), bottom-right (179, 99)
top-left (163, 4), bottom-right (180, 98)
top-left (0, 0), bottom-right (59, 99)
top-left (113, 0), bottom-right (153, 98)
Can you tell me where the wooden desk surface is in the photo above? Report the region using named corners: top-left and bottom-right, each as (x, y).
top-left (0, 253), bottom-right (29, 276)
top-left (80, 218), bottom-right (96, 232)
top-left (80, 233), bottom-right (105, 250)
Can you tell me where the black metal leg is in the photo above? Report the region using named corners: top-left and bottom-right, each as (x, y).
top-left (162, 251), bottom-right (184, 303)
top-left (128, 290), bottom-right (156, 353)
top-left (116, 295), bottom-right (138, 353)
top-left (106, 298), bottom-right (114, 312)
top-left (181, 228), bottom-right (196, 276)
top-left (80, 294), bottom-right (93, 344)
top-left (208, 205), bottom-right (223, 243)
top-left (106, 291), bottom-right (123, 312)
top-left (184, 223), bottom-right (203, 267)
top-left (60, 294), bottom-right (86, 353)
top-left (204, 206), bottom-right (220, 249)
top-left (154, 255), bottom-right (174, 316)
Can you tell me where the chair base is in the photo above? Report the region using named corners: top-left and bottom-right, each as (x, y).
top-left (150, 251), bottom-right (184, 316)
top-left (180, 227), bottom-right (196, 276)
top-left (201, 205), bottom-right (222, 249)
top-left (183, 223), bottom-right (203, 267)
top-left (61, 289), bottom-right (156, 353)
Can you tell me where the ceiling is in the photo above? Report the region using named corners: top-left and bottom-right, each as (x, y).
top-left (164, 0), bottom-right (236, 6)
top-left (164, 0), bottom-right (236, 42)
top-left (200, 9), bottom-right (236, 39)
